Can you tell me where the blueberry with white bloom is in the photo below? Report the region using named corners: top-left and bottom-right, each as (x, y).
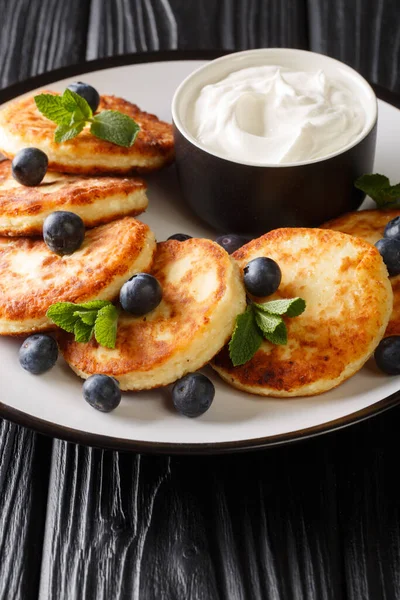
top-left (19, 334), bottom-right (58, 374)
top-left (83, 374), bottom-right (121, 412)
top-left (43, 211), bottom-right (85, 255)
top-left (172, 372), bottom-right (215, 418)
top-left (243, 257), bottom-right (282, 297)
top-left (67, 82), bottom-right (100, 113)
top-left (12, 147), bottom-right (48, 187)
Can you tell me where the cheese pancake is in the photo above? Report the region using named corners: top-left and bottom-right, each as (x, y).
top-left (0, 160), bottom-right (148, 236)
top-left (59, 239), bottom-right (246, 390)
top-left (0, 93), bottom-right (174, 175)
top-left (322, 209), bottom-right (400, 336)
top-left (0, 217), bottom-right (155, 335)
top-left (212, 228), bottom-right (392, 397)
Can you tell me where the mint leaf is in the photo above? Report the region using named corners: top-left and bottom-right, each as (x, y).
top-left (355, 173), bottom-right (400, 208)
top-left (228, 306), bottom-right (263, 367)
top-left (254, 310), bottom-right (288, 344)
top-left (263, 321), bottom-right (288, 345)
top-left (94, 304), bottom-right (119, 349)
top-left (35, 89), bottom-right (91, 144)
top-left (255, 297), bottom-right (306, 318)
top-left (47, 300), bottom-right (118, 347)
top-left (77, 300), bottom-right (112, 311)
top-left (228, 296), bottom-right (306, 365)
top-left (46, 302), bottom-right (79, 332)
top-left (254, 311), bottom-right (282, 334)
top-left (73, 310), bottom-right (98, 326)
top-left (74, 320), bottom-right (94, 343)
top-left (35, 89), bottom-right (140, 148)
top-left (34, 94), bottom-right (72, 125)
top-left (61, 88), bottom-right (92, 120)
top-left (55, 121), bottom-right (85, 143)
top-left (91, 110), bottom-right (140, 147)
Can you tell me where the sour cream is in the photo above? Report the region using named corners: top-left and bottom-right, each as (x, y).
top-left (190, 66), bottom-right (366, 165)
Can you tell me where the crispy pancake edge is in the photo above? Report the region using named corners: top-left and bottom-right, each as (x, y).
top-left (59, 239), bottom-right (247, 390)
top-left (0, 217), bottom-right (156, 334)
top-left (0, 93), bottom-right (174, 174)
top-left (0, 161), bottom-right (148, 235)
top-left (322, 208), bottom-right (400, 336)
top-left (212, 228), bottom-right (393, 397)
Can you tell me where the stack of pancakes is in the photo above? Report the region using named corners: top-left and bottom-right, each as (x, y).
top-left (0, 91), bottom-right (246, 390)
top-left (0, 92), bottom-right (395, 397)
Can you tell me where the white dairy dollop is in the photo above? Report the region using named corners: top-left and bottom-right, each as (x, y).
top-left (190, 66), bottom-right (366, 165)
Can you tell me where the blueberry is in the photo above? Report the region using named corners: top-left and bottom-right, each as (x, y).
top-left (12, 147), bottom-right (48, 187)
top-left (83, 374), bottom-right (121, 412)
top-left (215, 234), bottom-right (249, 254)
top-left (243, 257), bottom-right (282, 297)
top-left (172, 372), bottom-right (215, 417)
top-left (167, 233), bottom-right (192, 242)
top-left (120, 273), bottom-right (162, 316)
top-left (375, 238), bottom-right (400, 276)
top-left (43, 211), bottom-right (85, 255)
top-left (19, 334), bottom-right (58, 374)
top-left (67, 82), bottom-right (100, 113)
top-left (374, 336), bottom-right (400, 375)
top-left (384, 217), bottom-right (400, 240)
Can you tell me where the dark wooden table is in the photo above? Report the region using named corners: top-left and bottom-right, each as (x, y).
top-left (1, 1), bottom-right (400, 598)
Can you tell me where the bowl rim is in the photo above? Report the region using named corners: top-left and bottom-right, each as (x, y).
top-left (171, 48), bottom-right (378, 169)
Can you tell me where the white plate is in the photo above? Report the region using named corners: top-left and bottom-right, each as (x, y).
top-left (1, 52), bottom-right (399, 453)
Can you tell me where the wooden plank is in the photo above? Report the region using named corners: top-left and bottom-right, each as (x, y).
top-left (308, 0), bottom-right (400, 91)
top-left (87, 0), bottom-right (400, 93)
top-left (0, 0), bottom-right (90, 87)
top-left (39, 446), bottom-right (179, 599)
top-left (0, 420), bottom-right (52, 599)
top-left (336, 411), bottom-right (400, 600)
top-left (86, 0), bottom-right (308, 60)
top-left (40, 438), bottom-right (344, 599)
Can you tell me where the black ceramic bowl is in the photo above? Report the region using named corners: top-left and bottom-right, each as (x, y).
top-left (172, 49), bottom-right (377, 235)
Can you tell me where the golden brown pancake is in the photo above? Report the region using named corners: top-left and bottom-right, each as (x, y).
top-left (212, 228), bottom-right (392, 397)
top-left (0, 217), bottom-right (156, 335)
top-left (59, 238), bottom-right (246, 390)
top-left (0, 93), bottom-right (174, 175)
top-left (0, 160), bottom-right (148, 236)
top-left (322, 209), bottom-right (400, 336)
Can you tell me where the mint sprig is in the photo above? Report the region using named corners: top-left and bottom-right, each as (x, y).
top-left (90, 110), bottom-right (140, 147)
top-left (228, 307), bottom-right (263, 367)
top-left (229, 297), bottom-right (306, 367)
top-left (355, 174), bottom-right (400, 208)
top-left (34, 93), bottom-right (73, 125)
top-left (61, 88), bottom-right (92, 119)
top-left (34, 89), bottom-right (140, 147)
top-left (94, 304), bottom-right (119, 349)
top-left (55, 122), bottom-right (86, 143)
top-left (47, 300), bottom-right (119, 348)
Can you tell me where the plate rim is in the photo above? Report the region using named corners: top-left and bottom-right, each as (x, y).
top-left (1, 49), bottom-right (400, 455)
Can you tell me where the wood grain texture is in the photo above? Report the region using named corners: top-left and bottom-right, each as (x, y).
top-left (39, 446), bottom-right (174, 599)
top-left (87, 0), bottom-right (400, 92)
top-left (308, 0), bottom-right (400, 92)
top-left (0, 420), bottom-right (51, 600)
top-left (0, 0), bottom-right (90, 88)
top-left (337, 413), bottom-right (400, 600)
top-left (86, 0), bottom-right (308, 60)
top-left (36, 410), bottom-right (400, 599)
top-left (39, 437), bottom-right (349, 600)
